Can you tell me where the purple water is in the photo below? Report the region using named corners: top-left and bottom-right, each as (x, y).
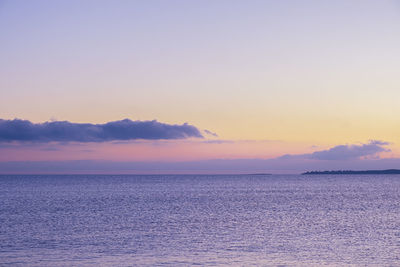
top-left (1, 174), bottom-right (400, 266)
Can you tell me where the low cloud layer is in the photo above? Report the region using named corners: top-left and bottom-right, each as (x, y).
top-left (0, 140), bottom-right (395, 174)
top-left (0, 119), bottom-right (203, 142)
top-left (281, 140), bottom-right (390, 161)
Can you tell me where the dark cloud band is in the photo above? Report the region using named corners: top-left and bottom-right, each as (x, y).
top-left (0, 119), bottom-right (203, 142)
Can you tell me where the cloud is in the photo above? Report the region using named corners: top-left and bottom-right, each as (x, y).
top-left (0, 118), bottom-right (203, 143)
top-left (308, 140), bottom-right (390, 160)
top-left (0, 140), bottom-right (395, 174)
top-left (281, 140), bottom-right (390, 161)
top-left (204, 129), bottom-right (218, 137)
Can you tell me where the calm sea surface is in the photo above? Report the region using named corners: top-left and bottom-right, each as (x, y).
top-left (1, 174), bottom-right (400, 266)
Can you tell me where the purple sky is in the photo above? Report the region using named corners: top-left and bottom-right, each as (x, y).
top-left (1, 1), bottom-right (400, 173)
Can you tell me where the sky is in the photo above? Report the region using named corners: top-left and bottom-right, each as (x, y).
top-left (1, 0), bottom-right (400, 173)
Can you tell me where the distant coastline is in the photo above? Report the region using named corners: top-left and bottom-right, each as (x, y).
top-left (302, 169), bottom-right (400, 175)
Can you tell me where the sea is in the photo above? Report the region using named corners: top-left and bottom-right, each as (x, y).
top-left (1, 174), bottom-right (399, 266)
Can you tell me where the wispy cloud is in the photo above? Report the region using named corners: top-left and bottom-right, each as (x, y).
top-left (280, 140), bottom-right (390, 161)
top-left (204, 129), bottom-right (218, 137)
top-left (309, 140), bottom-right (390, 160)
top-left (0, 119), bottom-right (203, 143)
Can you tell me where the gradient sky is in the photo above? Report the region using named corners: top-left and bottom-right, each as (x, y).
top-left (1, 0), bottom-right (400, 173)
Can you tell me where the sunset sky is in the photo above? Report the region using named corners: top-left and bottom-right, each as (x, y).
top-left (1, 0), bottom-right (400, 173)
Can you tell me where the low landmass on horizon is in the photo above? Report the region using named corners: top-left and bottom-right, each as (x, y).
top-left (302, 169), bottom-right (400, 175)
